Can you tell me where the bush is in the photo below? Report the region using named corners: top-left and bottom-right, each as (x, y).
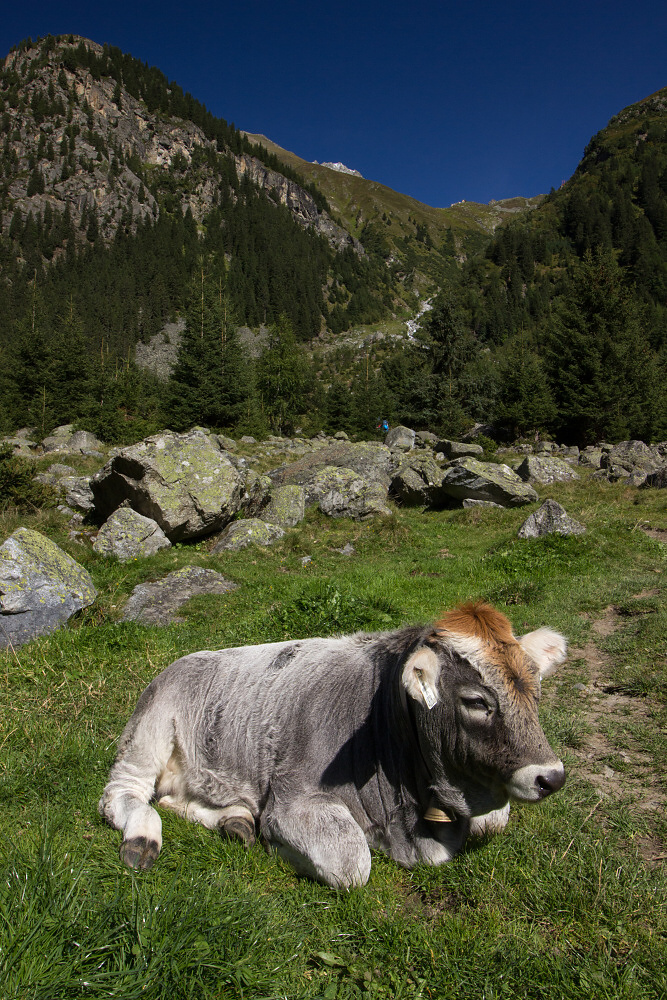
top-left (0, 444), bottom-right (58, 511)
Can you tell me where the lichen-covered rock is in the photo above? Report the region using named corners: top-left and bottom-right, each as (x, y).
top-left (242, 470), bottom-right (273, 516)
top-left (384, 425), bottom-right (415, 451)
top-left (390, 454), bottom-right (446, 506)
top-left (211, 518), bottom-right (285, 552)
top-left (518, 500), bottom-right (586, 539)
top-left (307, 466), bottom-right (391, 520)
top-left (41, 426), bottom-right (103, 454)
top-left (258, 485), bottom-right (306, 528)
top-left (579, 448), bottom-right (604, 469)
top-left (90, 429), bottom-right (244, 541)
top-left (93, 508), bottom-right (171, 561)
top-left (269, 440), bottom-right (393, 490)
top-left (517, 456), bottom-right (580, 485)
top-left (601, 440), bottom-right (663, 475)
top-left (58, 476), bottom-right (95, 513)
top-left (440, 459), bottom-right (538, 507)
top-left (0, 527), bottom-right (97, 647)
top-left (121, 566), bottom-right (237, 626)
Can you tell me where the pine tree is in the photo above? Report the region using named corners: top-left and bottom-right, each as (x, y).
top-left (256, 315), bottom-right (310, 435)
top-left (548, 249), bottom-right (663, 443)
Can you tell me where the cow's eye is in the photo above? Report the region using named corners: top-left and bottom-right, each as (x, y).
top-left (460, 694), bottom-right (494, 718)
top-left (464, 697), bottom-right (489, 711)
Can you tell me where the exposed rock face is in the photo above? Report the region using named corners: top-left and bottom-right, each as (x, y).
top-left (211, 519), bottom-right (285, 552)
top-left (0, 527), bottom-right (97, 647)
top-left (121, 566), bottom-right (237, 625)
top-left (93, 508), bottom-right (171, 561)
top-left (90, 429), bottom-right (244, 541)
top-left (518, 500), bottom-right (586, 539)
top-left (235, 154), bottom-right (363, 254)
top-left (1, 37), bottom-right (360, 254)
top-left (440, 459), bottom-right (538, 507)
top-left (517, 456), bottom-right (580, 485)
top-left (133, 320), bottom-right (185, 381)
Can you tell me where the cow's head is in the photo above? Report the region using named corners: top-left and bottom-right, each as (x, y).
top-left (401, 602), bottom-right (566, 819)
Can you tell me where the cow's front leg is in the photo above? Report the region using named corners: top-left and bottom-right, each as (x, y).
top-left (262, 795), bottom-right (371, 888)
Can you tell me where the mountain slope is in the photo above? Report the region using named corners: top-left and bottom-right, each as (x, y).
top-left (244, 131), bottom-right (543, 287)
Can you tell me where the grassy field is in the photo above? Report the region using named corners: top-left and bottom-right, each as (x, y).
top-left (1, 471), bottom-right (666, 999)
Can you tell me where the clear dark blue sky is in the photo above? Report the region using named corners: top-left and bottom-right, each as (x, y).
top-left (2, 1), bottom-right (666, 207)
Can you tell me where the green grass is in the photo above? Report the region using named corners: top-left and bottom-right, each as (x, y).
top-left (1, 475), bottom-right (666, 998)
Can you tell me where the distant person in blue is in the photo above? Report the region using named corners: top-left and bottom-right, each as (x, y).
top-left (380, 419), bottom-right (389, 433)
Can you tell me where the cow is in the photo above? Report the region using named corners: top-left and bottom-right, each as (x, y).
top-left (99, 602), bottom-right (567, 888)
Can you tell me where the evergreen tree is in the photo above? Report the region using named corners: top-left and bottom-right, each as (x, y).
top-left (494, 335), bottom-right (556, 439)
top-left (256, 315), bottom-right (310, 435)
top-left (547, 249), bottom-right (663, 443)
top-left (167, 260), bottom-right (255, 431)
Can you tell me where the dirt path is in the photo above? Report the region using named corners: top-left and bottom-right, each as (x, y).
top-left (563, 601), bottom-right (666, 863)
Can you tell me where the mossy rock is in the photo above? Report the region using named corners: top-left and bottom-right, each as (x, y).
top-left (0, 527), bottom-right (97, 648)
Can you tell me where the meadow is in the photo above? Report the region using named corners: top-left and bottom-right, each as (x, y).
top-left (1, 472), bottom-right (665, 999)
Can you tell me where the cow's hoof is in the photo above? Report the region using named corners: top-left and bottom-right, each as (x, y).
top-left (120, 836), bottom-right (160, 870)
top-left (220, 815), bottom-right (256, 848)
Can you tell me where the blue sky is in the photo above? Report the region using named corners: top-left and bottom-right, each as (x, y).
top-left (2, 1), bottom-right (666, 207)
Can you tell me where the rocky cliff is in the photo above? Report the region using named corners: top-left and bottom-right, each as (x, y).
top-left (0, 36), bottom-right (360, 252)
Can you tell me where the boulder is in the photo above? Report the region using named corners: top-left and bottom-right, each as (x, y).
top-left (516, 456), bottom-right (580, 485)
top-left (534, 441), bottom-right (557, 454)
top-left (440, 459), bottom-right (538, 507)
top-left (518, 500), bottom-right (586, 539)
top-left (41, 424), bottom-right (75, 452)
top-left (640, 468), bottom-right (667, 489)
top-left (211, 518), bottom-right (285, 552)
top-left (389, 454), bottom-right (446, 507)
top-left (384, 425), bottom-right (415, 452)
top-left (0, 527), bottom-right (97, 647)
top-left (93, 508), bottom-right (171, 561)
top-left (90, 429), bottom-right (244, 541)
top-left (436, 439), bottom-right (484, 460)
top-left (463, 499), bottom-right (503, 509)
top-left (601, 441), bottom-right (663, 475)
top-left (302, 466), bottom-right (391, 520)
top-left (258, 485), bottom-right (306, 528)
top-left (579, 448), bottom-right (604, 469)
top-left (121, 566), bottom-right (237, 626)
top-left (1, 436), bottom-right (38, 456)
top-left (58, 476), bottom-right (95, 513)
top-left (269, 440), bottom-right (393, 490)
top-left (41, 426), bottom-right (103, 454)
top-left (416, 430), bottom-right (438, 447)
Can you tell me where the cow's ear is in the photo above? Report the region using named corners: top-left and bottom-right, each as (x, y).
top-left (402, 646), bottom-right (441, 709)
top-left (518, 628), bottom-right (567, 677)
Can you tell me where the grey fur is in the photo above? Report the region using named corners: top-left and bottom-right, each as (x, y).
top-left (99, 623), bottom-right (565, 887)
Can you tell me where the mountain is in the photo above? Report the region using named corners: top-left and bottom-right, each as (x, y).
top-left (441, 86), bottom-right (667, 443)
top-left (243, 131), bottom-right (542, 287)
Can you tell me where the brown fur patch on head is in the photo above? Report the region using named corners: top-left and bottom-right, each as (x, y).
top-left (435, 602), bottom-right (515, 647)
top-left (435, 602), bottom-right (539, 701)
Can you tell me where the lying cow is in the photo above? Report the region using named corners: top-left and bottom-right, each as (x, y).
top-left (99, 602), bottom-right (567, 887)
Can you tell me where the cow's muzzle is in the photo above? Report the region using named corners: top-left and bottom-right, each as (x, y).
top-left (505, 761), bottom-right (566, 802)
